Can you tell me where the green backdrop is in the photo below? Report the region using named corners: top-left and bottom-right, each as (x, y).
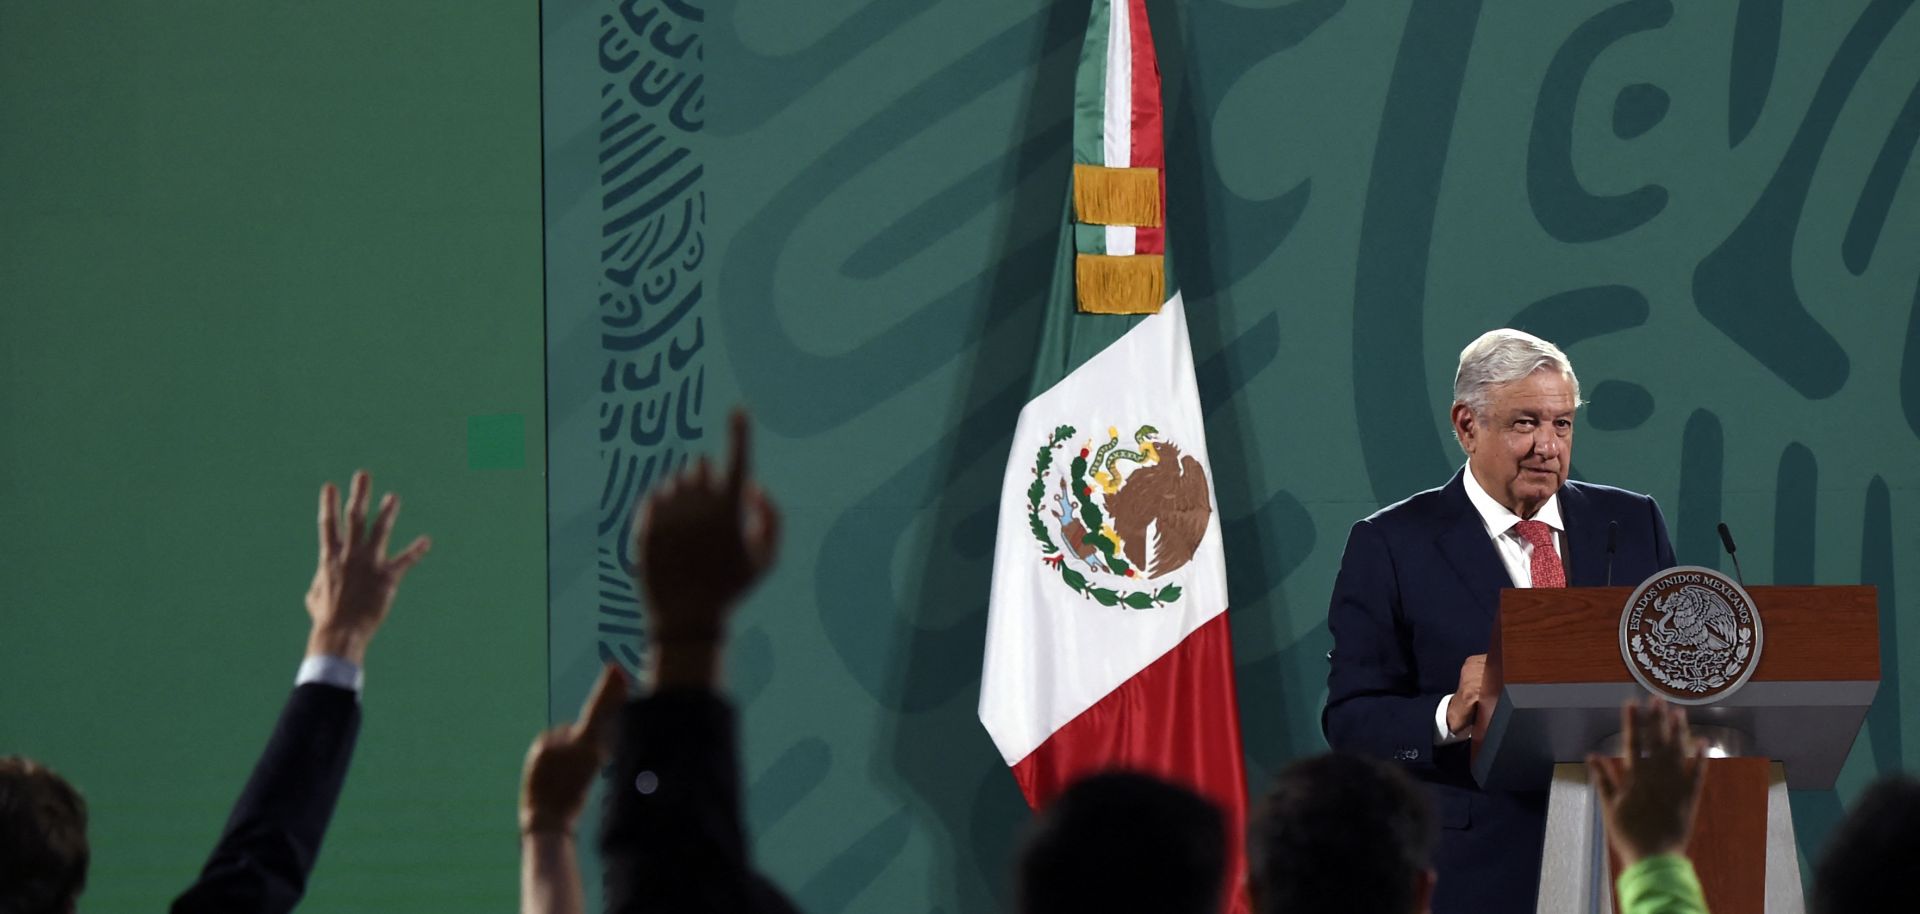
top-left (2, 1), bottom-right (1915, 912)
top-left (543, 1), bottom-right (1920, 912)
top-left (1, 2), bottom-right (545, 911)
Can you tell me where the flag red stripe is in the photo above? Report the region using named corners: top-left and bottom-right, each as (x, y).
top-left (1010, 611), bottom-right (1250, 914)
top-left (1126, 0), bottom-right (1166, 255)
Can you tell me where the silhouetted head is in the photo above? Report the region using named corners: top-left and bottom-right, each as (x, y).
top-left (1250, 753), bottom-right (1436, 914)
top-left (1018, 771), bottom-right (1225, 914)
top-left (1811, 774), bottom-right (1920, 914)
top-left (0, 756), bottom-right (88, 914)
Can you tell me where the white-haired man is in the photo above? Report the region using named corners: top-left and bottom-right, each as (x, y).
top-left (1322, 329), bottom-right (1676, 914)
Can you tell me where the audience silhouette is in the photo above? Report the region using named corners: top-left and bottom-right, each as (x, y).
top-left (3, 429), bottom-right (1911, 914)
top-left (1018, 771), bottom-right (1226, 914)
top-left (1810, 773), bottom-right (1920, 914)
top-left (1248, 752), bottom-right (1435, 914)
top-left (0, 756), bottom-right (88, 914)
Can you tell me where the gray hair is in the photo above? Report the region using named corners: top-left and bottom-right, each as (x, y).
top-left (1452, 328), bottom-right (1582, 423)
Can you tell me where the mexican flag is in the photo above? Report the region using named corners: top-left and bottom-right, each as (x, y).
top-left (977, 0), bottom-right (1249, 910)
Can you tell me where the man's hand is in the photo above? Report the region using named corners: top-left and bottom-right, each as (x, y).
top-left (1445, 654), bottom-right (1488, 734)
top-left (1587, 697), bottom-right (1708, 867)
top-left (305, 471), bottom-right (431, 665)
top-left (632, 410), bottom-right (779, 687)
top-left (520, 664), bottom-right (629, 836)
top-left (518, 664), bottom-right (626, 914)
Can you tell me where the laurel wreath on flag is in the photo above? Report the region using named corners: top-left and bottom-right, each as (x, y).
top-left (1027, 424), bottom-right (1183, 610)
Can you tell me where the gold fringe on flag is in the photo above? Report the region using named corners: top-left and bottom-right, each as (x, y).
top-left (1075, 254), bottom-right (1165, 314)
top-left (1072, 164), bottom-right (1162, 227)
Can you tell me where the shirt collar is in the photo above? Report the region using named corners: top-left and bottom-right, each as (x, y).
top-left (1461, 464), bottom-right (1563, 537)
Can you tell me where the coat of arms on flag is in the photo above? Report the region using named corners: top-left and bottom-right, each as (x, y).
top-left (1026, 423), bottom-right (1211, 609)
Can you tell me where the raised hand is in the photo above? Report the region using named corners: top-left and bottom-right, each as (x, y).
top-left (1587, 697), bottom-right (1709, 866)
top-left (306, 470), bottom-right (432, 665)
top-left (520, 664), bottom-right (629, 835)
top-left (518, 664), bottom-right (628, 914)
top-left (633, 410), bottom-right (780, 644)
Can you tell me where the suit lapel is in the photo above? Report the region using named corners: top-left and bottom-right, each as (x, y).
top-left (1558, 482), bottom-right (1609, 586)
top-left (1433, 470), bottom-right (1514, 622)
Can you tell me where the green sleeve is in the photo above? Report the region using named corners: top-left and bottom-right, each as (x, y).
top-left (1617, 854), bottom-right (1709, 914)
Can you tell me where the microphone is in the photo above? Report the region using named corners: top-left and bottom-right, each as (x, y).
top-left (1604, 521), bottom-right (1618, 586)
top-left (1717, 522), bottom-right (1746, 587)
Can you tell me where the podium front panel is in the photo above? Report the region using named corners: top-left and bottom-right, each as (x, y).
top-left (1473, 585), bottom-right (1877, 790)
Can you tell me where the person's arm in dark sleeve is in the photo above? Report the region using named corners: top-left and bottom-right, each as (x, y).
top-left (600, 689), bottom-right (800, 914)
top-left (171, 683), bottom-right (359, 914)
top-left (173, 470), bottom-right (430, 914)
top-left (1322, 520), bottom-right (1447, 772)
top-left (602, 411), bottom-right (796, 914)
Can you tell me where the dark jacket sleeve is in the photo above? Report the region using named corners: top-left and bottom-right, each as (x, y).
top-left (601, 689), bottom-right (800, 914)
top-left (1322, 520), bottom-right (1450, 773)
top-left (171, 683), bottom-right (360, 914)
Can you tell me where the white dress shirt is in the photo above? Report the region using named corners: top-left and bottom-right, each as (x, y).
top-left (1434, 467), bottom-right (1565, 744)
top-left (296, 654), bottom-right (365, 696)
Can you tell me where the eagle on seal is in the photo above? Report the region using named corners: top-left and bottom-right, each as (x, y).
top-left (1651, 585), bottom-right (1739, 652)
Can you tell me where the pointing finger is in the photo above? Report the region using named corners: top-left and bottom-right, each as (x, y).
top-left (575, 664), bottom-right (630, 747)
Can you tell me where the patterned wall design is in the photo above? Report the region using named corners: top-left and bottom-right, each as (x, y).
top-left (545, 2), bottom-right (1920, 910)
top-left (591, 0), bottom-right (709, 673)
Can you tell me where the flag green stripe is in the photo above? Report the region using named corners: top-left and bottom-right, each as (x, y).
top-left (1074, 224), bottom-right (1107, 255)
top-left (1072, 0), bottom-right (1109, 167)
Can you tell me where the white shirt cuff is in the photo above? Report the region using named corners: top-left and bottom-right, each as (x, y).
top-left (297, 654), bottom-right (364, 695)
top-left (1435, 693), bottom-right (1469, 745)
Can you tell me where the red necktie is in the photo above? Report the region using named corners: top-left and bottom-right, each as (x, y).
top-left (1514, 520), bottom-right (1566, 588)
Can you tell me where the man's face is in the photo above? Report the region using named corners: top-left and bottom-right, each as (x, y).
top-left (1453, 369), bottom-right (1576, 517)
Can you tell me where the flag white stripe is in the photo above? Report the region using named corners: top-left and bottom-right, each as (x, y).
top-left (1105, 225), bottom-right (1136, 255)
top-left (1102, 0), bottom-right (1131, 168)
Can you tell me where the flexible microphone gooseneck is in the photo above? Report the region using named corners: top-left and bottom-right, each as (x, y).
top-left (1717, 522), bottom-right (1746, 587)
top-left (1604, 521), bottom-right (1618, 586)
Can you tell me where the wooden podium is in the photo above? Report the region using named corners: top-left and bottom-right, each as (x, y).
top-left (1471, 585), bottom-right (1879, 914)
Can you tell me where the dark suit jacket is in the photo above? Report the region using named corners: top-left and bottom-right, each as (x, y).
top-left (1322, 470), bottom-right (1675, 914)
top-left (172, 683), bottom-right (360, 914)
top-left (602, 689), bottom-right (801, 914)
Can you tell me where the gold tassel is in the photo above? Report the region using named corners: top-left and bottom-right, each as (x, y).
top-left (1075, 254), bottom-right (1165, 314)
top-left (1073, 164), bottom-right (1161, 227)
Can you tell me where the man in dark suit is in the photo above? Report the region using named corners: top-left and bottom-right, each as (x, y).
top-left (1322, 329), bottom-right (1675, 914)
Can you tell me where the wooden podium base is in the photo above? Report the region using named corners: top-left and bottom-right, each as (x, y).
top-left (1535, 760), bottom-right (1804, 913)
